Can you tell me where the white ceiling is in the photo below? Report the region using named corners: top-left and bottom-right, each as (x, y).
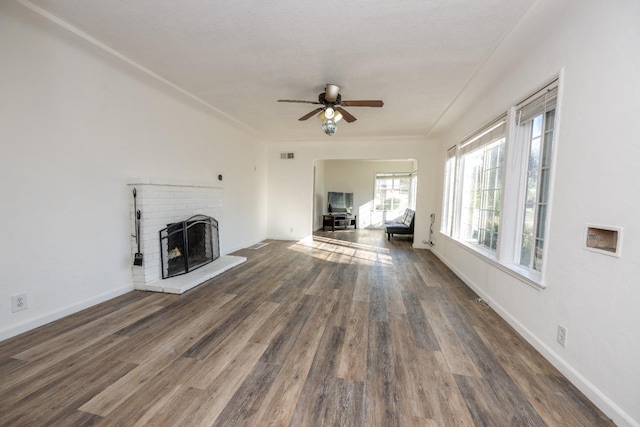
top-left (25, 0), bottom-right (536, 142)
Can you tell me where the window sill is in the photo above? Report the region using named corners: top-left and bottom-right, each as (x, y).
top-left (442, 235), bottom-right (546, 291)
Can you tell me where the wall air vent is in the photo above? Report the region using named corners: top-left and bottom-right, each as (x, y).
top-left (280, 152), bottom-right (295, 160)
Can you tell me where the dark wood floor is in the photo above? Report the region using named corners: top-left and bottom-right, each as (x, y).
top-left (0, 229), bottom-right (613, 426)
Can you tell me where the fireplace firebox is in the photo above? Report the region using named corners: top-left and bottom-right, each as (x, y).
top-left (159, 215), bottom-right (220, 279)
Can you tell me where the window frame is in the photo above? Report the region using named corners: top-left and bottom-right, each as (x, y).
top-left (440, 77), bottom-right (561, 289)
top-left (453, 117), bottom-right (507, 254)
top-left (440, 146), bottom-right (457, 236)
top-left (513, 82), bottom-right (558, 275)
top-left (373, 172), bottom-right (413, 213)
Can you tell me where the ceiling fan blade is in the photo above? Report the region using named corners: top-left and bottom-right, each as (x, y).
top-left (299, 108), bottom-right (324, 121)
top-left (336, 107), bottom-right (357, 123)
top-left (324, 84), bottom-right (340, 102)
top-left (340, 100), bottom-right (384, 107)
top-left (278, 99), bottom-right (323, 105)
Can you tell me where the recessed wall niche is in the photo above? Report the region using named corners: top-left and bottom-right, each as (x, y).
top-left (585, 225), bottom-right (622, 257)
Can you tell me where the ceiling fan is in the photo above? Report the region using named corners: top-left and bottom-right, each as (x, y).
top-left (278, 84), bottom-right (384, 136)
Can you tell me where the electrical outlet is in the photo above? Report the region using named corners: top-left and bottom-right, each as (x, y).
top-left (12, 293), bottom-right (28, 313)
top-left (557, 324), bottom-right (567, 347)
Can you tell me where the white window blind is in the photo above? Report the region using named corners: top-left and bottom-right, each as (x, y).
top-left (516, 80), bottom-right (558, 125)
top-left (459, 116), bottom-right (507, 156)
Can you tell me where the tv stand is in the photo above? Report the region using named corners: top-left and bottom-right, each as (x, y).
top-left (323, 214), bottom-right (357, 231)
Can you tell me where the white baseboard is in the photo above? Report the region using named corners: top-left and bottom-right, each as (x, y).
top-left (0, 285), bottom-right (133, 342)
top-left (431, 247), bottom-right (639, 427)
top-left (267, 235), bottom-right (304, 241)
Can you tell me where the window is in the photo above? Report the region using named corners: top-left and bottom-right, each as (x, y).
top-left (374, 172), bottom-right (411, 212)
top-left (515, 83), bottom-right (558, 271)
top-left (441, 146), bottom-right (457, 235)
top-left (457, 119), bottom-right (506, 251)
top-left (440, 79), bottom-right (559, 284)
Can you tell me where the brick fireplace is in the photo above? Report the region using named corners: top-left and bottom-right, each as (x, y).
top-left (127, 178), bottom-right (245, 294)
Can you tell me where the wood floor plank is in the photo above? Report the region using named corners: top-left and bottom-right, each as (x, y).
top-left (389, 314), bottom-right (435, 421)
top-left (0, 356), bottom-right (26, 378)
top-left (304, 265), bottom-right (334, 297)
top-left (81, 294), bottom-right (270, 416)
top-left (0, 229), bottom-right (614, 426)
top-left (133, 384), bottom-right (205, 426)
top-left (182, 300), bottom-right (279, 389)
top-left (248, 296), bottom-right (306, 346)
top-left (383, 266), bottom-right (407, 315)
top-left (183, 342), bottom-right (269, 427)
top-left (259, 294), bottom-right (322, 365)
top-left (335, 300), bottom-right (369, 382)
top-left (82, 293), bottom-right (237, 414)
top-left (365, 320), bottom-right (401, 426)
top-left (428, 286), bottom-right (548, 425)
top-left (113, 291), bottom-right (217, 337)
top-left (289, 326), bottom-right (352, 427)
top-left (249, 294), bottom-right (337, 425)
top-left (473, 321), bottom-right (613, 426)
top-left (414, 261), bottom-right (442, 287)
top-left (79, 354), bottom-right (174, 417)
top-left (330, 265), bottom-right (358, 327)
top-left (401, 290), bottom-right (440, 351)
top-left (182, 293), bottom-right (267, 360)
top-left (0, 291), bottom-right (159, 360)
top-left (116, 292), bottom-right (237, 364)
top-left (368, 265), bottom-right (389, 322)
top-left (352, 265), bottom-right (371, 303)
top-left (12, 297), bottom-right (164, 367)
top-left (269, 262), bottom-right (323, 304)
top-left (222, 241), bottom-right (294, 286)
top-left (324, 376), bottom-right (366, 427)
top-left (454, 372), bottom-right (549, 426)
top-left (416, 350), bottom-right (476, 426)
top-left (421, 296), bottom-right (482, 378)
top-left (1, 342), bottom-right (136, 426)
top-left (94, 356), bottom-right (203, 426)
top-left (48, 410), bottom-right (103, 427)
top-left (0, 334), bottom-right (130, 409)
top-left (212, 361), bottom-right (282, 426)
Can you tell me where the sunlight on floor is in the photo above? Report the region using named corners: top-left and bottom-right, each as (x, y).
top-left (288, 235), bottom-right (393, 266)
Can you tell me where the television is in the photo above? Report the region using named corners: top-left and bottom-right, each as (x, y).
top-left (327, 192), bottom-right (353, 214)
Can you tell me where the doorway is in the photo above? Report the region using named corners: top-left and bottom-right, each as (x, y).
top-left (312, 159), bottom-right (418, 231)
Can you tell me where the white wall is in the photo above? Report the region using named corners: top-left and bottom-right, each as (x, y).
top-left (319, 159), bottom-right (415, 229)
top-left (0, 1), bottom-right (267, 340)
top-left (426, 0), bottom-right (640, 425)
top-left (312, 161), bottom-right (326, 231)
top-left (267, 138), bottom-right (433, 241)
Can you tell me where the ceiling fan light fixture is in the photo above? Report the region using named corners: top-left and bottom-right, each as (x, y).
top-left (324, 107), bottom-right (335, 119)
top-left (317, 109), bottom-right (343, 123)
top-left (279, 83), bottom-right (382, 131)
top-left (322, 119), bottom-right (337, 136)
